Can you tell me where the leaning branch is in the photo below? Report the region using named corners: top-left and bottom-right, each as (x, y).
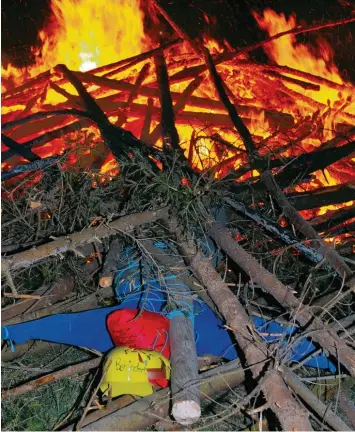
top-left (167, 217), bottom-right (312, 431)
top-left (2, 207), bottom-right (169, 272)
top-left (207, 220), bottom-right (355, 377)
top-left (2, 156), bottom-right (60, 182)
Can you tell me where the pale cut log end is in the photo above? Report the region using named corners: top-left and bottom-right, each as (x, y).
top-left (99, 276), bottom-right (113, 288)
top-left (172, 400), bottom-right (201, 425)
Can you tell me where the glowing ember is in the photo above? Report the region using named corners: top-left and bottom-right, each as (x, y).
top-left (1, 2), bottom-right (354, 232)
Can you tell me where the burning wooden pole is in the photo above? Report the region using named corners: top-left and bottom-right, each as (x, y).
top-left (203, 44), bottom-right (354, 284)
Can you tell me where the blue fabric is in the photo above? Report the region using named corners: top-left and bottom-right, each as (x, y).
top-left (2, 281), bottom-right (335, 370)
top-left (1, 242), bottom-right (336, 371)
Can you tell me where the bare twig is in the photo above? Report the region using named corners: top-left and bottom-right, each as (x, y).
top-left (2, 208), bottom-right (169, 272)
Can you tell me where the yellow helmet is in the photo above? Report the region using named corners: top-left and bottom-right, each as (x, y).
top-left (100, 346), bottom-right (171, 398)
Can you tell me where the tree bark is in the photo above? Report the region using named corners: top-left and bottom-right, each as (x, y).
top-left (2, 208), bottom-right (169, 272)
top-left (208, 221), bottom-right (355, 377)
top-left (141, 240), bottom-right (201, 425)
top-left (279, 366), bottom-right (352, 431)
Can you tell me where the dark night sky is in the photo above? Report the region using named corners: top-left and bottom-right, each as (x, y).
top-left (2, 0), bottom-right (355, 81)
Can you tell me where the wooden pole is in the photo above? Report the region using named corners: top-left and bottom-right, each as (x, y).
top-left (142, 240), bottom-right (201, 425)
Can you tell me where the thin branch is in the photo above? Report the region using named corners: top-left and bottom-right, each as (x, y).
top-left (2, 207), bottom-right (169, 272)
top-left (2, 357), bottom-right (102, 400)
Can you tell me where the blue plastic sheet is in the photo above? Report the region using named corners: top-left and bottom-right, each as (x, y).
top-left (1, 243), bottom-right (336, 371)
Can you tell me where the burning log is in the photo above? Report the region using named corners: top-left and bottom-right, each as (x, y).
top-left (2, 120), bottom-right (90, 162)
top-left (275, 140), bottom-right (355, 187)
top-left (148, 75), bottom-right (204, 145)
top-left (152, 0), bottom-right (201, 55)
top-left (115, 63), bottom-right (150, 126)
top-left (56, 64), bottom-right (162, 174)
top-left (140, 97), bottom-right (154, 141)
top-left (204, 46), bottom-right (354, 285)
top-left (96, 38), bottom-right (182, 77)
top-left (312, 206), bottom-right (355, 233)
top-left (203, 48), bottom-right (257, 157)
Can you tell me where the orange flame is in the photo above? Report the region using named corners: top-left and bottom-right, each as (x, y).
top-left (2, 0), bottom-right (147, 87)
top-left (1, 4), bottom-right (354, 231)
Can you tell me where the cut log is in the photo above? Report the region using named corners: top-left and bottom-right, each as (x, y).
top-left (99, 238), bottom-right (124, 288)
top-left (141, 240), bottom-right (201, 425)
top-left (170, 313), bottom-right (201, 425)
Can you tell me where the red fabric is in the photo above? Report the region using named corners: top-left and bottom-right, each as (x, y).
top-left (151, 378), bottom-right (169, 388)
top-left (107, 309), bottom-right (171, 359)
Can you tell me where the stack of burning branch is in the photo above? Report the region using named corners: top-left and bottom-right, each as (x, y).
top-left (2, 0), bottom-right (355, 430)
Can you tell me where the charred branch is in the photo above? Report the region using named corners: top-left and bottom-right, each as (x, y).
top-left (275, 141), bottom-right (355, 187)
top-left (261, 171), bottom-right (353, 280)
top-left (203, 48), bottom-right (257, 158)
top-left (1, 156), bottom-right (60, 181)
top-left (1, 134), bottom-right (41, 162)
top-left (154, 51), bottom-right (182, 152)
top-left (224, 197), bottom-right (324, 263)
top-left (288, 183), bottom-right (355, 211)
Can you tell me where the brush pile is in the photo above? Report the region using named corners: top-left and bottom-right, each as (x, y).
top-left (1, 1), bottom-right (355, 430)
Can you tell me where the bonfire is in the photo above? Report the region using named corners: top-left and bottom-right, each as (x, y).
top-left (1, 0), bottom-right (355, 430)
